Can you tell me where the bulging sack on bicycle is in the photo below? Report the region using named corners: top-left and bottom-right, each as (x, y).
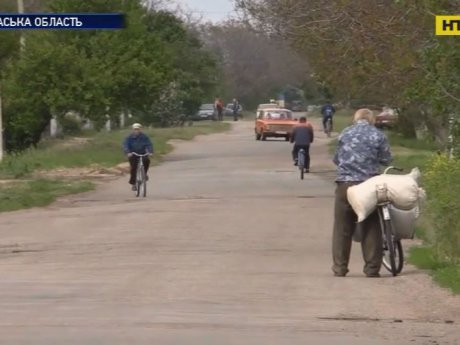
top-left (347, 167), bottom-right (426, 222)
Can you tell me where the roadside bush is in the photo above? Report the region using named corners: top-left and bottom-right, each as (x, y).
top-left (60, 116), bottom-right (82, 135)
top-left (424, 154), bottom-right (460, 262)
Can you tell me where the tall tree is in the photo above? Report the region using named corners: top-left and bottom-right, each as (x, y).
top-left (200, 21), bottom-right (312, 108)
top-left (2, 0), bottom-right (220, 151)
top-left (237, 0), bottom-right (460, 143)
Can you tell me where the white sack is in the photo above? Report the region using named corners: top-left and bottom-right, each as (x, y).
top-left (347, 168), bottom-right (426, 222)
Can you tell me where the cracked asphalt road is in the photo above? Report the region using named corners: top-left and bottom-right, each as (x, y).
top-left (0, 119), bottom-right (459, 344)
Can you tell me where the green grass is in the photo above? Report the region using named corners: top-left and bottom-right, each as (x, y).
top-left (409, 247), bottom-right (460, 295)
top-left (0, 179), bottom-right (94, 213)
top-left (387, 132), bottom-right (439, 151)
top-left (310, 108), bottom-right (354, 133)
top-left (0, 121), bottom-right (229, 213)
top-left (0, 122), bottom-right (230, 179)
top-left (374, 131), bottom-right (460, 295)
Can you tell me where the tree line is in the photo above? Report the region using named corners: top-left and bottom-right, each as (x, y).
top-left (237, 0), bottom-right (460, 149)
top-left (0, 0), bottom-right (219, 152)
top-left (9, 1), bottom-right (455, 153)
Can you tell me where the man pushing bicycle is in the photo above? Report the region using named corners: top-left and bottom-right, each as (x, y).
top-left (332, 109), bottom-right (392, 278)
top-left (123, 123), bottom-right (154, 191)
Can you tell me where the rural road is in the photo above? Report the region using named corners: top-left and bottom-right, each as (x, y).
top-left (0, 119), bottom-right (459, 344)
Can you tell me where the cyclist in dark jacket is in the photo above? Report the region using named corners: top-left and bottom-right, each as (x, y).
top-left (290, 117), bottom-right (314, 172)
top-left (123, 123), bottom-right (154, 191)
top-left (321, 102), bottom-right (336, 132)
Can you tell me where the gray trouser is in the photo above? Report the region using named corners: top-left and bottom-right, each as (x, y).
top-left (332, 182), bottom-right (383, 276)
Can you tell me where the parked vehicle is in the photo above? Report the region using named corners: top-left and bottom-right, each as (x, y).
top-left (375, 107), bottom-right (398, 129)
top-left (224, 103), bottom-right (243, 117)
top-left (193, 104), bottom-right (216, 121)
top-left (254, 108), bottom-right (297, 141)
top-left (290, 100), bottom-right (304, 112)
top-left (256, 103), bottom-right (281, 112)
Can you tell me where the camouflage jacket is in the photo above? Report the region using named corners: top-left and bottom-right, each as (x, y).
top-left (333, 120), bottom-right (392, 182)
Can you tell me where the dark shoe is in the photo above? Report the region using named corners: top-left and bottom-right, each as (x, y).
top-left (366, 273), bottom-right (381, 278)
top-left (304, 169), bottom-right (310, 173)
top-left (145, 175), bottom-right (149, 181)
top-left (334, 272), bottom-right (347, 277)
top-left (294, 161), bottom-right (298, 166)
top-left (131, 185), bottom-right (137, 191)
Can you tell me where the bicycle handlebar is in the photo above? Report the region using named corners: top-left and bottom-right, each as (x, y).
top-left (383, 166), bottom-right (404, 174)
top-left (130, 152), bottom-right (151, 157)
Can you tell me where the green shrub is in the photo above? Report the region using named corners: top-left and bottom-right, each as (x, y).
top-left (424, 154), bottom-right (460, 262)
top-left (60, 116), bottom-right (82, 135)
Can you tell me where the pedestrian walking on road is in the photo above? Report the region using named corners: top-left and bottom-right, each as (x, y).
top-left (331, 108), bottom-right (392, 278)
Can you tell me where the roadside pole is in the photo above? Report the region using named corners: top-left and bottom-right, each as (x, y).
top-left (18, 0), bottom-right (25, 48)
top-left (448, 112), bottom-right (456, 159)
top-left (0, 85), bottom-right (3, 162)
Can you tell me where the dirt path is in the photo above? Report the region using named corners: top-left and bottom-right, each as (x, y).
top-left (0, 119), bottom-right (458, 344)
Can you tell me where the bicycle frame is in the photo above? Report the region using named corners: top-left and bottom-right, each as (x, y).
top-left (376, 166), bottom-right (404, 276)
top-left (131, 152), bottom-right (150, 197)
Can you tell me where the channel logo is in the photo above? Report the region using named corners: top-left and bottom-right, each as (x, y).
top-left (436, 15), bottom-right (460, 35)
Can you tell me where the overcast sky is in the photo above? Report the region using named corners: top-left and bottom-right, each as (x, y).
top-left (171, 0), bottom-right (236, 22)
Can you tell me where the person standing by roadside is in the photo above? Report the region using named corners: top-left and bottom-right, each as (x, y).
top-left (332, 109), bottom-right (392, 278)
top-left (232, 98), bottom-right (240, 121)
top-left (290, 116), bottom-right (314, 172)
top-left (215, 97), bottom-right (224, 121)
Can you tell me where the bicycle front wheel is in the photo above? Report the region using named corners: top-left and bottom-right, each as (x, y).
top-left (138, 168), bottom-right (147, 198)
top-left (378, 208), bottom-right (398, 276)
top-left (135, 164), bottom-right (143, 197)
top-left (383, 239), bottom-right (404, 274)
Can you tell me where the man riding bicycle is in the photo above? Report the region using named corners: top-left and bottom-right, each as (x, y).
top-left (321, 102), bottom-right (336, 132)
top-left (123, 123), bottom-right (154, 191)
top-left (290, 116), bottom-right (314, 172)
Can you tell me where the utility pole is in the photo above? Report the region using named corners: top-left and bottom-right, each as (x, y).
top-left (0, 85), bottom-right (3, 162)
top-left (18, 0), bottom-right (25, 49)
top-left (448, 112), bottom-right (456, 159)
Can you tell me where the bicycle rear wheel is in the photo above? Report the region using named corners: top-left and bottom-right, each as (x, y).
top-left (326, 120), bottom-right (332, 137)
top-left (378, 207), bottom-right (398, 276)
top-left (298, 151), bottom-right (305, 180)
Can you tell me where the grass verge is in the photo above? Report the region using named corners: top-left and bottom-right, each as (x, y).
top-left (409, 247), bottom-right (460, 294)
top-left (0, 122), bottom-right (230, 179)
top-left (384, 138), bottom-right (460, 295)
top-left (0, 179), bottom-right (94, 212)
top-left (0, 121), bottom-right (230, 213)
